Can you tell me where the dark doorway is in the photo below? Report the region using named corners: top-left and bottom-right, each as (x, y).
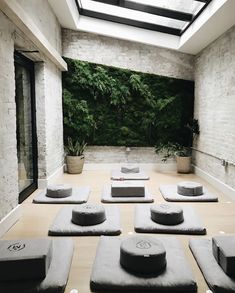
top-left (15, 52), bottom-right (38, 203)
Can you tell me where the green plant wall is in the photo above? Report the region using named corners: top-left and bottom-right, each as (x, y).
top-left (62, 57), bottom-right (194, 147)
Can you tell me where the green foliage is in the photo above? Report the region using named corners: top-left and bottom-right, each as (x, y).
top-left (62, 58), bottom-right (194, 146)
top-left (155, 142), bottom-right (192, 162)
top-left (155, 119), bottom-right (200, 161)
top-left (64, 137), bottom-right (87, 156)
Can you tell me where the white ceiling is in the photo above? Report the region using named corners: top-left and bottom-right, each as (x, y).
top-left (49, 0), bottom-right (235, 55)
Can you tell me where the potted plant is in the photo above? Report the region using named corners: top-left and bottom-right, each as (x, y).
top-left (65, 137), bottom-right (87, 174)
top-left (155, 119), bottom-right (200, 174)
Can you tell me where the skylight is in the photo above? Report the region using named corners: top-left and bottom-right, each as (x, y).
top-left (77, 0), bottom-right (212, 36)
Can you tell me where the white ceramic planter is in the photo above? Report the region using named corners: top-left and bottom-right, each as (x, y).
top-left (176, 155), bottom-right (191, 174)
top-left (66, 155), bottom-right (85, 174)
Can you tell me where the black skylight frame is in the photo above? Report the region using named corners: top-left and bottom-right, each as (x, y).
top-left (76, 0), bottom-right (213, 36)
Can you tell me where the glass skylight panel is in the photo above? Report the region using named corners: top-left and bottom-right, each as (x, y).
top-left (78, 0), bottom-right (211, 35)
top-left (127, 0), bottom-right (204, 15)
top-left (80, 0), bottom-right (187, 29)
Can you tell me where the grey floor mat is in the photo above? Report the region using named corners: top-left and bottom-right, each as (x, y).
top-left (90, 236), bottom-right (197, 292)
top-left (33, 186), bottom-right (90, 204)
top-left (101, 185), bottom-right (154, 203)
top-left (159, 185), bottom-right (218, 202)
top-left (135, 205), bottom-right (206, 235)
top-left (189, 238), bottom-right (235, 293)
top-left (0, 238), bottom-right (73, 293)
top-left (111, 169), bottom-right (149, 180)
top-left (49, 205), bottom-right (121, 236)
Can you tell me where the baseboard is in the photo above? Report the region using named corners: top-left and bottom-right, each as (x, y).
top-left (37, 164), bottom-right (65, 189)
top-left (0, 205), bottom-right (22, 238)
top-left (84, 163), bottom-right (177, 172)
top-left (193, 165), bottom-right (235, 199)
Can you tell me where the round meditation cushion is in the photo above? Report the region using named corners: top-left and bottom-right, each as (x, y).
top-left (177, 181), bottom-right (203, 196)
top-left (150, 204), bottom-right (184, 225)
top-left (120, 236), bottom-right (166, 274)
top-left (46, 184), bottom-right (72, 198)
top-left (72, 204), bottom-right (106, 226)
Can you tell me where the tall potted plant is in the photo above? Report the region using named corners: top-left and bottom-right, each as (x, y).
top-left (155, 119), bottom-right (200, 173)
top-left (65, 137), bottom-right (87, 174)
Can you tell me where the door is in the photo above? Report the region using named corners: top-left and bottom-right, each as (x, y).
top-left (15, 52), bottom-right (38, 203)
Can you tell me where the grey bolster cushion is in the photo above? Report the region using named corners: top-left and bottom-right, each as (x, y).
top-left (189, 238), bottom-right (235, 293)
top-left (0, 238), bottom-right (74, 293)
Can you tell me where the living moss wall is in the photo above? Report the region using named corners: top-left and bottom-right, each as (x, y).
top-left (62, 58), bottom-right (194, 147)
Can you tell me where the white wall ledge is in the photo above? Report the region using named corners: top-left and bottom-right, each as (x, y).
top-left (0, 0), bottom-right (67, 71)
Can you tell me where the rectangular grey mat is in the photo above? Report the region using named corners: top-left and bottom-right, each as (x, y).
top-left (33, 186), bottom-right (90, 204)
top-left (90, 236), bottom-right (197, 292)
top-left (189, 238), bottom-right (235, 293)
top-left (102, 184), bottom-right (154, 203)
top-left (159, 185), bottom-right (218, 202)
top-left (0, 238), bottom-right (73, 293)
top-left (135, 205), bottom-right (206, 235)
top-left (111, 169), bottom-right (149, 180)
top-left (49, 205), bottom-right (121, 236)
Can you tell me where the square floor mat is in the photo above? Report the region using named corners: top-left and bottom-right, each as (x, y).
top-left (135, 204), bottom-right (206, 235)
top-left (189, 238), bottom-right (235, 293)
top-left (33, 186), bottom-right (90, 204)
top-left (159, 185), bottom-right (218, 202)
top-left (49, 205), bottom-right (121, 236)
top-left (90, 236), bottom-right (197, 292)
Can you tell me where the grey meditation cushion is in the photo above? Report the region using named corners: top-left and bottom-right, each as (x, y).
top-left (46, 184), bottom-right (72, 198)
top-left (0, 239), bottom-right (52, 281)
top-left (72, 204), bottom-right (106, 226)
top-left (121, 166), bottom-right (140, 173)
top-left (150, 204), bottom-right (184, 225)
top-left (111, 181), bottom-right (145, 197)
top-left (177, 181), bottom-right (203, 196)
top-left (212, 235), bottom-right (235, 277)
top-left (120, 236), bottom-right (166, 274)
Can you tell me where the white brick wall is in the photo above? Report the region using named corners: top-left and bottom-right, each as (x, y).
top-left (35, 59), bottom-right (64, 180)
top-left (44, 59), bottom-right (64, 176)
top-left (194, 25), bottom-right (235, 189)
top-left (0, 12), bottom-right (18, 220)
top-left (0, 1), bottom-right (64, 220)
top-left (62, 30), bottom-right (194, 81)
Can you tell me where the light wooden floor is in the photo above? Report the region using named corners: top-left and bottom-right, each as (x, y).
top-left (3, 170), bottom-right (235, 293)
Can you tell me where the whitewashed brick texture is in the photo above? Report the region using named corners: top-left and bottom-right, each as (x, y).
top-left (62, 30), bottom-right (194, 81)
top-left (0, 12), bottom-right (18, 220)
top-left (0, 1), bottom-right (63, 220)
top-left (194, 25), bottom-right (235, 189)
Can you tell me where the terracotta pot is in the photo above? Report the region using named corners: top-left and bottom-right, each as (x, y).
top-left (176, 155), bottom-right (191, 174)
top-left (66, 155), bottom-right (85, 174)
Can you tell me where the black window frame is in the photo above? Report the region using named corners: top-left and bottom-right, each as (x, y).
top-left (76, 0), bottom-right (213, 36)
top-left (14, 51), bottom-right (38, 203)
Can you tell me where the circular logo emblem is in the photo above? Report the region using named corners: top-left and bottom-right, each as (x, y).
top-left (160, 204), bottom-right (170, 209)
top-left (85, 205), bottom-right (92, 209)
top-left (136, 240), bottom-right (151, 249)
top-left (8, 242), bottom-right (25, 252)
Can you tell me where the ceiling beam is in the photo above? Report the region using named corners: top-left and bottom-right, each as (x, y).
top-left (91, 0), bottom-right (193, 22)
top-left (181, 0), bottom-right (213, 35)
top-left (80, 9), bottom-right (181, 35)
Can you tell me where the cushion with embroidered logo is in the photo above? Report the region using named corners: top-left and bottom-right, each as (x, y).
top-left (0, 239), bottom-right (52, 281)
